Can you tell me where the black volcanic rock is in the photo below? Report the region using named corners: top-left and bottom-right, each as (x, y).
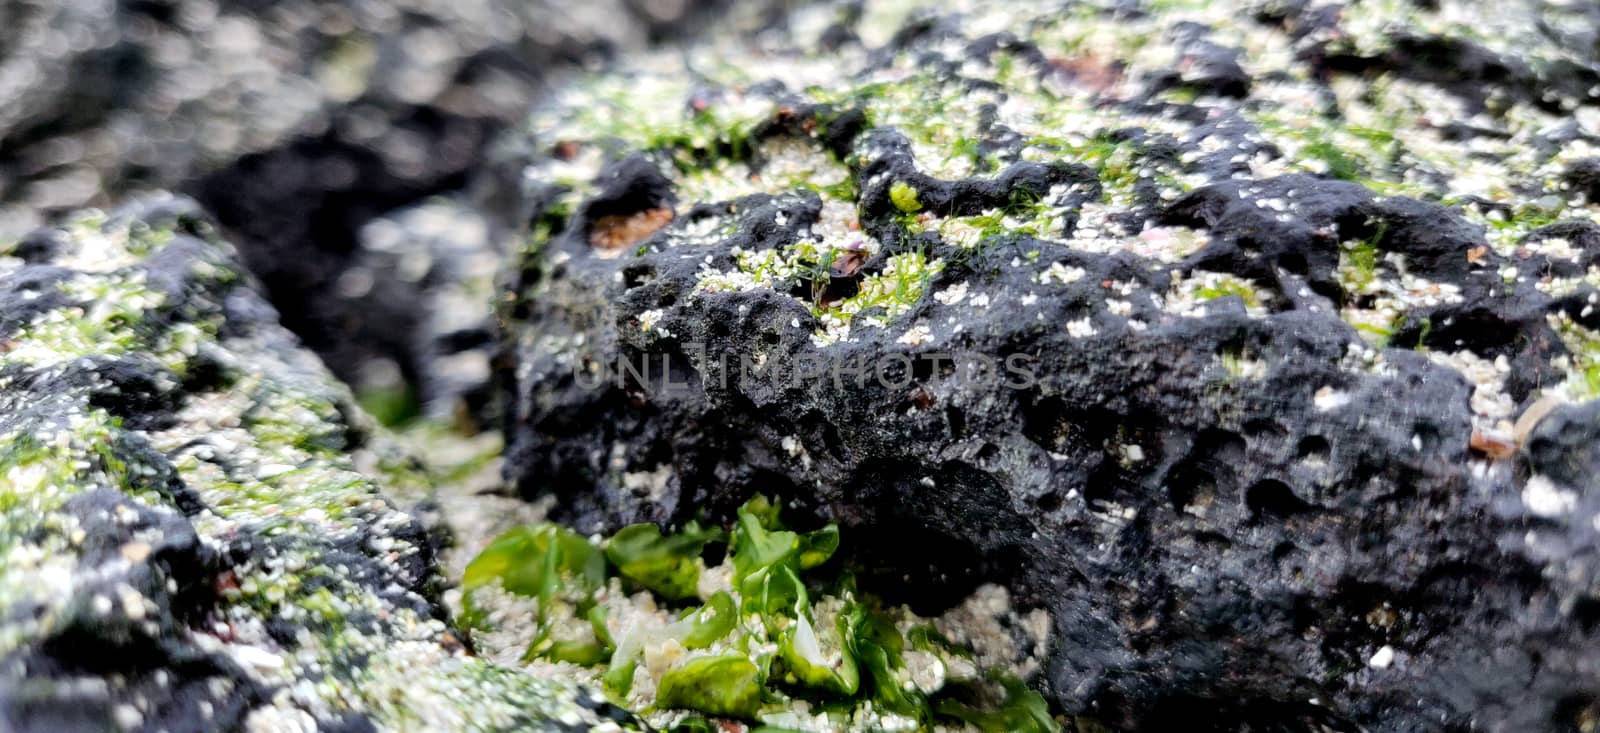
top-left (498, 1), bottom-right (1600, 730)
top-left (0, 197), bottom-right (641, 732)
top-left (0, 0), bottom-right (778, 416)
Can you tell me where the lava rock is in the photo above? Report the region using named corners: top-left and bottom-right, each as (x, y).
top-left (0, 196), bottom-right (641, 732)
top-left (0, 0), bottom-right (752, 238)
top-left (0, 0), bottom-right (781, 418)
top-left (498, 1), bottom-right (1600, 731)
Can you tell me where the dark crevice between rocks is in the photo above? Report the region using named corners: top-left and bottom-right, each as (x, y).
top-left (184, 108), bottom-right (496, 399)
top-left (172, 5), bottom-right (767, 422)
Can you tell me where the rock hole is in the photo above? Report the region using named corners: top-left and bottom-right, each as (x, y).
top-left (1308, 278), bottom-right (1344, 305)
top-left (622, 264), bottom-right (655, 289)
top-left (580, 156), bottom-right (677, 252)
top-left (1035, 491), bottom-right (1064, 513)
top-left (1412, 421), bottom-right (1443, 453)
top-left (590, 208), bottom-right (673, 250)
top-left (1296, 435), bottom-right (1331, 463)
top-left (1278, 251), bottom-right (1308, 276)
top-left (1165, 428), bottom-right (1244, 514)
top-left (1084, 461), bottom-right (1124, 510)
top-left (1166, 465), bottom-right (1216, 514)
top-left (1572, 598), bottom-right (1600, 634)
top-left (1246, 479), bottom-right (1311, 519)
top-left (845, 461), bottom-right (1002, 615)
top-left (800, 412), bottom-right (845, 460)
top-left (945, 406), bottom-right (966, 440)
top-left (1243, 417), bottom-right (1287, 442)
top-left (1193, 531), bottom-right (1232, 548)
top-left (911, 353), bottom-right (955, 382)
top-left (1021, 395), bottom-right (1074, 451)
top-left (1195, 428), bottom-right (1247, 461)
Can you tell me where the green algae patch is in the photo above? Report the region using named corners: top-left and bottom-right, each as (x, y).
top-left (1195, 276), bottom-right (1264, 308)
top-left (605, 521), bottom-right (720, 601)
top-left (695, 236), bottom-right (944, 347)
top-left (656, 655), bottom-right (765, 718)
top-left (890, 181), bottom-right (924, 213)
top-left (462, 495), bottom-right (1060, 733)
top-left (1549, 312), bottom-right (1600, 402)
top-left (0, 202), bottom-right (638, 732)
top-left (812, 251), bottom-right (944, 345)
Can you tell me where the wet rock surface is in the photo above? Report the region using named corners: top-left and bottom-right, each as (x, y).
top-left (0, 198), bottom-right (640, 732)
top-left (499, 1), bottom-right (1600, 730)
top-left (0, 0), bottom-right (775, 414)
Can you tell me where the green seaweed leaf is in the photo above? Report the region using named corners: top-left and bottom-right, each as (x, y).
top-left (890, 181), bottom-right (924, 213)
top-left (463, 524), bottom-right (605, 604)
top-left (777, 590), bottom-right (859, 695)
top-left (656, 655), bottom-right (765, 719)
top-left (850, 606), bottom-right (929, 719)
top-left (797, 525), bottom-right (839, 570)
top-left (463, 498), bottom-right (1060, 729)
top-left (606, 521), bottom-right (721, 600)
top-left (682, 591), bottom-right (738, 649)
top-left (936, 676), bottom-right (1060, 733)
top-left (462, 524), bottom-right (607, 663)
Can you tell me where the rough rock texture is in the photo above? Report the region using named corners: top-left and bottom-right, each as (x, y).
top-left (0, 0), bottom-right (788, 414)
top-left (0, 0), bottom-right (753, 236)
top-left (500, 1), bottom-right (1600, 730)
top-left (0, 197), bottom-right (640, 732)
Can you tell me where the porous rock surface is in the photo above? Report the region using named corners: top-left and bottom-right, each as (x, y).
top-left (0, 0), bottom-right (778, 414)
top-left (0, 0), bottom-right (737, 237)
top-left (0, 197), bottom-right (638, 732)
top-left (500, 1), bottom-right (1600, 730)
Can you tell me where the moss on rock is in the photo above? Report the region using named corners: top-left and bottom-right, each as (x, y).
top-left (0, 196), bottom-right (637, 732)
top-left (498, 1), bottom-right (1600, 730)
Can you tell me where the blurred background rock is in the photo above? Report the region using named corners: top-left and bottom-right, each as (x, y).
top-left (0, 0), bottom-right (788, 424)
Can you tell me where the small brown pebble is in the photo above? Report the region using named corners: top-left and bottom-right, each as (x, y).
top-left (829, 249), bottom-right (866, 279)
top-left (1365, 603), bottom-right (1399, 629)
top-left (440, 629), bottom-right (470, 655)
top-left (1047, 55), bottom-right (1120, 93)
top-left (1466, 245), bottom-right (1488, 263)
top-left (120, 542), bottom-right (152, 563)
top-left (1469, 430), bottom-right (1517, 460)
top-left (589, 208), bottom-right (675, 251)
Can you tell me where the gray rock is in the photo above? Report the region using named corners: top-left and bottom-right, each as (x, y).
top-left (0, 0), bottom-right (757, 238)
top-left (0, 0), bottom-right (791, 414)
top-left (0, 196), bottom-right (639, 732)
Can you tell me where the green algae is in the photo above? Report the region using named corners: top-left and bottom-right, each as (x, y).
top-left (0, 206), bottom-right (629, 732)
top-left (1195, 276), bottom-right (1264, 308)
top-left (463, 496), bottom-right (1059, 733)
top-left (890, 181), bottom-right (924, 213)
